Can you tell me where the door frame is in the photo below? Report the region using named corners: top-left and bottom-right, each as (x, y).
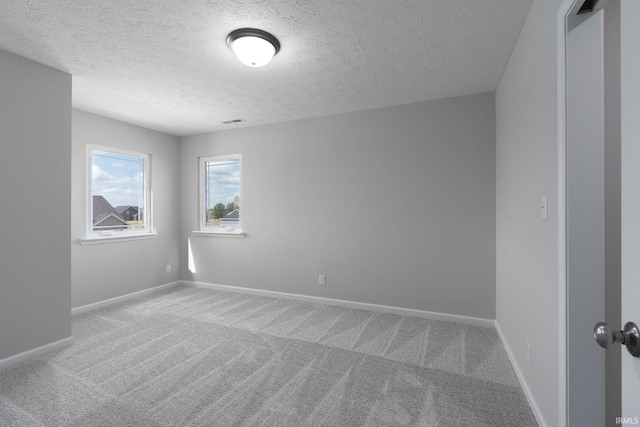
top-left (556, 3), bottom-right (569, 423)
top-left (557, 0), bottom-right (610, 425)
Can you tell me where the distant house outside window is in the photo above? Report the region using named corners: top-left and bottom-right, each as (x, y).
top-left (87, 145), bottom-right (152, 239)
top-left (199, 154), bottom-right (241, 233)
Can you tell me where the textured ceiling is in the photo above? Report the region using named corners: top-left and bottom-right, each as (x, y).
top-left (0, 0), bottom-right (533, 137)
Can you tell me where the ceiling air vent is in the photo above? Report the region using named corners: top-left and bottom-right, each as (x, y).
top-left (222, 118), bottom-right (245, 124)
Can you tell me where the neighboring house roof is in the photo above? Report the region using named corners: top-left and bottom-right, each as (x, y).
top-left (93, 196), bottom-right (127, 226)
top-left (221, 208), bottom-right (239, 220)
top-left (95, 213), bottom-right (129, 228)
top-left (115, 206), bottom-right (138, 214)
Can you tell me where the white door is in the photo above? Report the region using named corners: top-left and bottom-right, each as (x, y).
top-left (620, 0), bottom-right (640, 416)
top-left (564, 0), bottom-right (640, 423)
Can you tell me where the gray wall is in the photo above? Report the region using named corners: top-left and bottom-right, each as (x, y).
top-left (180, 93), bottom-right (496, 320)
top-left (71, 109), bottom-right (181, 308)
top-left (495, 0), bottom-right (562, 425)
top-left (0, 50), bottom-right (72, 359)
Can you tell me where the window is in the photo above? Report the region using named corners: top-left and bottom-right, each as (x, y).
top-left (86, 144), bottom-right (152, 240)
top-left (199, 154), bottom-right (242, 234)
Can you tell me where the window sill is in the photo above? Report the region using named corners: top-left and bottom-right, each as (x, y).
top-left (79, 232), bottom-right (158, 245)
top-left (192, 230), bottom-right (246, 238)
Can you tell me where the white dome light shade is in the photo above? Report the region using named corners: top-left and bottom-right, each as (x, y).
top-left (227, 29), bottom-right (280, 67)
top-left (231, 36), bottom-right (275, 67)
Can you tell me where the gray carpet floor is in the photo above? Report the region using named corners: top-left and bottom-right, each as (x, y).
top-left (0, 285), bottom-right (538, 426)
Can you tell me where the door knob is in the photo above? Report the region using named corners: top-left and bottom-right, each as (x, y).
top-left (593, 321), bottom-right (640, 357)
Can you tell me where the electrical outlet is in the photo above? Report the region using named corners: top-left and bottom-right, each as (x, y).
top-left (166, 264), bottom-right (171, 274)
top-left (527, 341), bottom-right (532, 366)
top-left (318, 275), bottom-right (326, 286)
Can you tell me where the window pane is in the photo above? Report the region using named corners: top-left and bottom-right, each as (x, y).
top-left (204, 158), bottom-right (240, 228)
top-left (91, 149), bottom-right (146, 232)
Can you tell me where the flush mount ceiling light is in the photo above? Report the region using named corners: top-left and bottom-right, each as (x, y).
top-left (227, 28), bottom-right (280, 67)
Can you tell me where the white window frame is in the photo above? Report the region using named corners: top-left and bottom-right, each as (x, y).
top-left (195, 153), bottom-right (244, 237)
top-left (82, 144), bottom-right (155, 244)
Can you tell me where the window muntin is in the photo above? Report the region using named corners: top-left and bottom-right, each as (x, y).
top-left (87, 145), bottom-right (151, 238)
top-left (199, 154), bottom-right (241, 233)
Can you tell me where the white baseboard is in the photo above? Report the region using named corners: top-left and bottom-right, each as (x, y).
top-left (72, 281), bottom-right (182, 315)
top-left (495, 321), bottom-right (548, 427)
top-left (0, 336), bottom-right (74, 371)
top-left (181, 280), bottom-right (495, 328)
